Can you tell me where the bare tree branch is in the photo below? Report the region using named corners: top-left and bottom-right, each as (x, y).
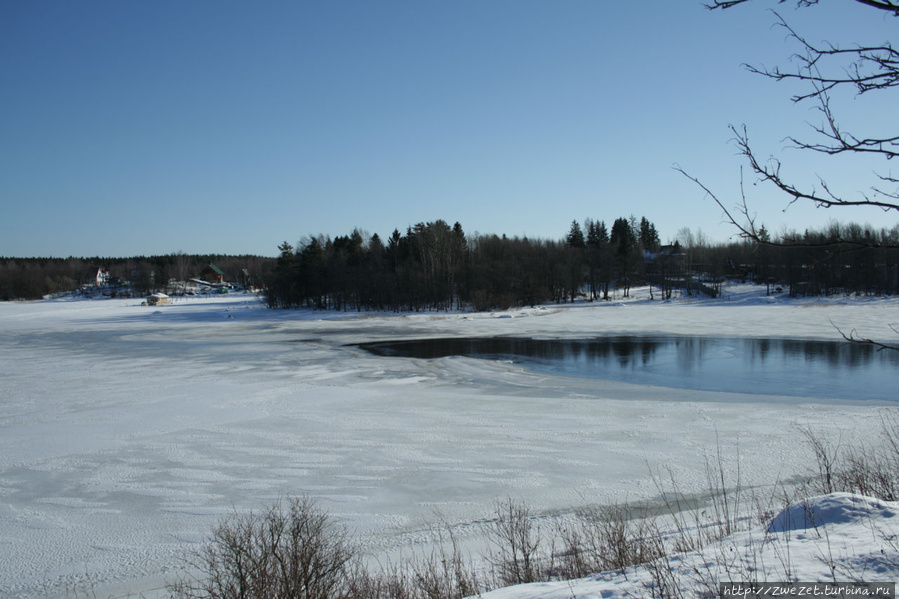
top-left (704, 0), bottom-right (755, 8)
top-left (674, 161), bottom-right (899, 250)
top-left (674, 164), bottom-right (760, 243)
top-left (706, 0), bottom-right (899, 16)
top-left (853, 0), bottom-right (899, 15)
top-left (787, 89), bottom-right (899, 160)
top-left (745, 13), bottom-right (899, 102)
top-left (833, 321), bottom-right (899, 351)
top-left (729, 125), bottom-right (899, 214)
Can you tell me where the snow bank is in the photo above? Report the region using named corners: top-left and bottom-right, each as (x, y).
top-left (472, 493), bottom-right (899, 598)
top-left (769, 493), bottom-right (899, 533)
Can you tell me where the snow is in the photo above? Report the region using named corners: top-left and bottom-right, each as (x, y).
top-left (0, 285), bottom-right (897, 598)
top-left (768, 492), bottom-right (898, 533)
top-left (475, 493), bottom-right (899, 599)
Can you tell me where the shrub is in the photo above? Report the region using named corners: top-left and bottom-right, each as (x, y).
top-left (485, 498), bottom-right (544, 586)
top-left (169, 496), bottom-right (356, 599)
top-left (804, 416), bottom-right (899, 502)
top-left (556, 503), bottom-right (663, 579)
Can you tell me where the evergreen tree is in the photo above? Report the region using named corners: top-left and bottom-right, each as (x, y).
top-left (586, 219), bottom-right (609, 248)
top-left (639, 217), bottom-right (660, 252)
top-left (610, 217), bottom-right (638, 297)
top-left (566, 220), bottom-right (586, 248)
top-left (299, 238), bottom-right (326, 309)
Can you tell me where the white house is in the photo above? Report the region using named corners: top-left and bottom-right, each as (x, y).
top-left (90, 267), bottom-right (110, 286)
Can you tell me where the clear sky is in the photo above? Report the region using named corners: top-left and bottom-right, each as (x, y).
top-left (1, 1), bottom-right (895, 257)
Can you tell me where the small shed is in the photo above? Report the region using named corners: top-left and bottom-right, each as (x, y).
top-left (147, 293), bottom-right (170, 306)
top-left (201, 264), bottom-right (225, 284)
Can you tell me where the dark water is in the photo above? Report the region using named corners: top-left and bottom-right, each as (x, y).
top-left (357, 336), bottom-right (899, 401)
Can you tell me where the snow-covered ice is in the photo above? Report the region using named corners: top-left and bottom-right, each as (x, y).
top-left (0, 286), bottom-right (896, 598)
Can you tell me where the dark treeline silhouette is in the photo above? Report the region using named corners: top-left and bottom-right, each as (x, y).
top-left (0, 254), bottom-right (275, 301)
top-left (667, 222), bottom-right (899, 300)
top-left (4, 219), bottom-right (895, 305)
top-left (745, 222), bottom-right (899, 297)
top-left (261, 216), bottom-right (666, 311)
top-left (263, 218), bottom-right (899, 312)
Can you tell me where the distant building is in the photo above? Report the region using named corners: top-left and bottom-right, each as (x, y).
top-left (643, 241), bottom-right (687, 271)
top-left (89, 267), bottom-right (109, 286)
top-left (147, 293), bottom-right (170, 306)
top-left (201, 264), bottom-right (225, 284)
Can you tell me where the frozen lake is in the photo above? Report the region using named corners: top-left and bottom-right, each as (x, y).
top-left (359, 336), bottom-right (899, 401)
top-left (0, 286), bottom-right (897, 598)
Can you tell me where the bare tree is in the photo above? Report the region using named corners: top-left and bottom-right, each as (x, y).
top-left (172, 251), bottom-right (192, 294)
top-left (679, 0), bottom-right (899, 251)
top-left (678, 0), bottom-right (899, 347)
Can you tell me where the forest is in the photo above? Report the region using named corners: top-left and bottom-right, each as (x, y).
top-left (262, 217), bottom-right (899, 312)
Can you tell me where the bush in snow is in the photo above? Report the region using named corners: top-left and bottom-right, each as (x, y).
top-left (169, 496), bottom-right (356, 599)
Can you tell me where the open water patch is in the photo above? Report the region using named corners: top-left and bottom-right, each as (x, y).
top-left (357, 336), bottom-right (899, 402)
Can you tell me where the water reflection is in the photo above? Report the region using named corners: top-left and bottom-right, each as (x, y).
top-left (357, 336), bottom-right (898, 401)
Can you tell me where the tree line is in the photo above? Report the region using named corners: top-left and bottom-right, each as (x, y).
top-left (264, 217), bottom-right (656, 312)
top-left (263, 217), bottom-right (899, 312)
top-left (3, 218), bottom-right (895, 305)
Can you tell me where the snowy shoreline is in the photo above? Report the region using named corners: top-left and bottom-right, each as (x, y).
top-left (0, 285), bottom-right (897, 598)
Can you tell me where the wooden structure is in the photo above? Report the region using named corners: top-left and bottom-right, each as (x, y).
top-left (201, 264), bottom-right (225, 284)
top-left (147, 293), bottom-right (170, 306)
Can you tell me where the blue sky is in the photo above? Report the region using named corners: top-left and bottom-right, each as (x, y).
top-left (1, 1), bottom-right (895, 257)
